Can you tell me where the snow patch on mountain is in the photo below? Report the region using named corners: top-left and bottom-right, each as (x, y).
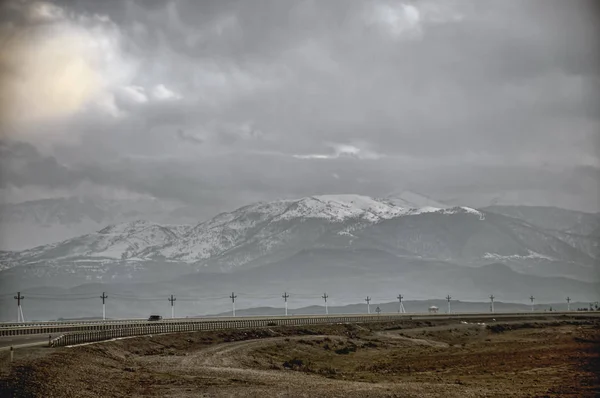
top-left (483, 250), bottom-right (555, 261)
top-left (9, 220), bottom-right (190, 263)
top-left (406, 206), bottom-right (484, 218)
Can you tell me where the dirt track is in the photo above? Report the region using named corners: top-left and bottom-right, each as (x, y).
top-left (1, 317), bottom-right (598, 397)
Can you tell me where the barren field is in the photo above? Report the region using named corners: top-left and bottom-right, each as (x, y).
top-left (1, 317), bottom-right (598, 397)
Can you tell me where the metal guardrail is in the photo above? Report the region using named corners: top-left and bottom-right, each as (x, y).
top-left (0, 318), bottom-right (148, 328)
top-left (1, 311), bottom-right (593, 339)
top-left (0, 314), bottom-right (409, 337)
top-left (49, 315), bottom-right (404, 347)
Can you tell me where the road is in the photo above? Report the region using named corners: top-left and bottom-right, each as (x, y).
top-left (2, 312), bottom-right (598, 349)
top-left (0, 333), bottom-right (51, 350)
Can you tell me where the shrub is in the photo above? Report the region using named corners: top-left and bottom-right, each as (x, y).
top-left (283, 358), bottom-right (304, 369)
top-left (334, 345), bottom-right (356, 355)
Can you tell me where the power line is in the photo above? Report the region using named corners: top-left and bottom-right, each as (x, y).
top-left (230, 292), bottom-right (237, 317)
top-left (25, 296), bottom-right (97, 301)
top-left (282, 292), bottom-right (289, 316)
top-left (14, 292), bottom-right (24, 323)
top-left (100, 292), bottom-right (108, 321)
top-left (168, 295), bottom-right (176, 319)
top-left (0, 291), bottom-right (583, 320)
top-left (397, 294), bottom-right (406, 314)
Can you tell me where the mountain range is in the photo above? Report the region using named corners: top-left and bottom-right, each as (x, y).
top-left (0, 196), bottom-right (206, 251)
top-left (0, 194), bottom-right (598, 320)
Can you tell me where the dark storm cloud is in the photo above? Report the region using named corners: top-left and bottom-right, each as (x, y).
top-left (1, 0), bottom-right (599, 212)
top-left (0, 141), bottom-right (76, 188)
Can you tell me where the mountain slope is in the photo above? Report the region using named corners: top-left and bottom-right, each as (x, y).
top-left (1, 195), bottom-right (597, 288)
top-left (483, 205), bottom-right (600, 236)
top-left (0, 196), bottom-right (203, 250)
top-left (482, 205), bottom-right (600, 261)
top-left (355, 210), bottom-right (594, 263)
top-left (0, 221), bottom-right (190, 271)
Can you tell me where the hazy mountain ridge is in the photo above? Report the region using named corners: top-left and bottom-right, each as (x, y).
top-left (482, 205), bottom-right (600, 261)
top-left (483, 205), bottom-right (600, 236)
top-left (1, 255), bottom-right (596, 321)
top-left (0, 196), bottom-right (203, 250)
top-left (0, 195), bottom-right (597, 288)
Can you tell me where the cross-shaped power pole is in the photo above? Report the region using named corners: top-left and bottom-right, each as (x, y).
top-left (322, 293), bottom-right (329, 315)
top-left (529, 295), bottom-right (535, 312)
top-left (168, 295), bottom-right (176, 319)
top-left (489, 294), bottom-right (495, 313)
top-left (397, 294), bottom-right (406, 314)
top-left (566, 297), bottom-right (571, 312)
top-left (282, 292), bottom-right (290, 316)
top-left (446, 294), bottom-right (452, 314)
top-left (100, 292), bottom-right (108, 320)
top-left (365, 296), bottom-right (371, 314)
top-left (230, 292), bottom-right (237, 317)
top-left (14, 292), bottom-right (24, 323)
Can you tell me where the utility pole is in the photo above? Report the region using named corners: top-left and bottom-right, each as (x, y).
top-left (168, 295), bottom-right (176, 319)
top-left (489, 294), bottom-right (495, 313)
top-left (566, 297), bottom-right (571, 312)
top-left (282, 292), bottom-right (289, 316)
top-left (100, 292), bottom-right (108, 320)
top-left (529, 295), bottom-right (535, 312)
top-left (365, 296), bottom-right (371, 314)
top-left (446, 294), bottom-right (452, 314)
top-left (14, 292), bottom-right (24, 323)
top-left (322, 293), bottom-right (329, 315)
top-left (230, 292), bottom-right (237, 317)
top-left (397, 294), bottom-right (406, 314)
top-left (375, 306), bottom-right (381, 315)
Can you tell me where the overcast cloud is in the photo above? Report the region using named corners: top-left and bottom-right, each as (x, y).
top-left (0, 0), bottom-right (598, 216)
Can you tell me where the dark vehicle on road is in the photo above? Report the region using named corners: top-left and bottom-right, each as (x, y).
top-left (147, 315), bottom-right (162, 321)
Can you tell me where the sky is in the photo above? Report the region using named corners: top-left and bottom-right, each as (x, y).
top-left (0, 0), bottom-right (598, 217)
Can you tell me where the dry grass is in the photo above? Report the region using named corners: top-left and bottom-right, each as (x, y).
top-left (1, 318), bottom-right (598, 397)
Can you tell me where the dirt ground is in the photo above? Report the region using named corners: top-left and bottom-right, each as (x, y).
top-left (0, 317), bottom-right (598, 397)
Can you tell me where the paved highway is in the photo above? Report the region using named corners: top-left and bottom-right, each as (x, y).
top-left (2, 312), bottom-right (598, 349)
top-left (1, 311), bottom-right (591, 328)
top-left (0, 334), bottom-right (51, 350)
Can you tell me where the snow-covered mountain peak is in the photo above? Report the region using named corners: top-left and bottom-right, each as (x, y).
top-left (273, 194), bottom-right (406, 222)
